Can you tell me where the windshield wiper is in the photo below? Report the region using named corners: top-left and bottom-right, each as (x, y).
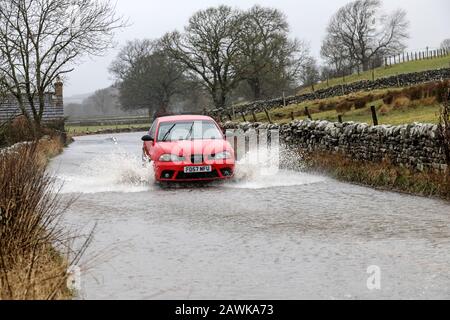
top-left (184, 122), bottom-right (195, 141)
top-left (161, 124), bottom-right (176, 142)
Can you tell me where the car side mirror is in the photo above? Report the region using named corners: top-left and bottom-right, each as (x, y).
top-left (142, 135), bottom-right (154, 142)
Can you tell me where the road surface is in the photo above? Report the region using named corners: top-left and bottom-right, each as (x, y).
top-left (49, 132), bottom-right (450, 299)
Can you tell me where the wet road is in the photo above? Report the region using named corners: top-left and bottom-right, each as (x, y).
top-left (49, 132), bottom-right (450, 300)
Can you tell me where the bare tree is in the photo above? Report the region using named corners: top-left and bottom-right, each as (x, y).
top-left (320, 33), bottom-right (352, 77)
top-left (0, 0), bottom-right (125, 132)
top-left (299, 57), bottom-right (320, 92)
top-left (324, 0), bottom-right (409, 71)
top-left (441, 39), bottom-right (450, 50)
top-left (162, 6), bottom-right (244, 110)
top-left (0, 72), bottom-right (6, 101)
top-left (87, 88), bottom-right (116, 114)
top-left (109, 39), bottom-right (155, 82)
top-left (237, 6), bottom-right (310, 100)
top-left (110, 40), bottom-right (187, 118)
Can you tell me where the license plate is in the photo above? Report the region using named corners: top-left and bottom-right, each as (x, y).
top-left (184, 166), bottom-right (212, 174)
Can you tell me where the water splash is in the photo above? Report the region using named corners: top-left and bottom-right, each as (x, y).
top-left (229, 146), bottom-right (326, 190)
top-left (55, 151), bottom-right (154, 194)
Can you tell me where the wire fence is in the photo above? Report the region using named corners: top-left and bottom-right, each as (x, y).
top-left (384, 47), bottom-right (450, 67)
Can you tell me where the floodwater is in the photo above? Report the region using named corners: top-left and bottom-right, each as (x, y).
top-left (49, 132), bottom-right (450, 300)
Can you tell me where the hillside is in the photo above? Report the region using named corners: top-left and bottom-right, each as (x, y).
top-left (239, 80), bottom-right (448, 126)
top-left (300, 55), bottom-right (450, 94)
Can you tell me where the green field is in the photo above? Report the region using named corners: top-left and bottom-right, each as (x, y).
top-left (300, 55), bottom-right (450, 94)
top-left (302, 104), bottom-right (441, 126)
top-left (66, 124), bottom-right (149, 135)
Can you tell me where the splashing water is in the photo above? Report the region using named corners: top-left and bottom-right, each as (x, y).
top-left (50, 135), bottom-right (155, 194)
top-left (229, 146), bottom-right (326, 190)
top-left (55, 152), bottom-right (154, 194)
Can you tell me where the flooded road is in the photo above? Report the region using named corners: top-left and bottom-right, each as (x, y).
top-left (50, 132), bottom-right (450, 300)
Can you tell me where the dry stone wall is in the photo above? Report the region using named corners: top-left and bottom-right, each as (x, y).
top-left (223, 120), bottom-right (448, 172)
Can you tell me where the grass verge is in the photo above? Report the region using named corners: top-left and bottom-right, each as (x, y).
top-left (303, 152), bottom-right (450, 200)
top-left (0, 135), bottom-right (85, 300)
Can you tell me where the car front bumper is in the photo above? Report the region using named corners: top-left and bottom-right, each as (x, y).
top-left (154, 161), bottom-right (235, 182)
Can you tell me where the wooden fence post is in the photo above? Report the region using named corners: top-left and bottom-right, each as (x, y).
top-left (338, 115), bottom-right (343, 123)
top-left (263, 108), bottom-right (273, 124)
top-left (371, 105), bottom-right (378, 126)
top-left (291, 111), bottom-right (295, 121)
top-left (305, 107), bottom-right (312, 120)
top-left (252, 111), bottom-right (258, 123)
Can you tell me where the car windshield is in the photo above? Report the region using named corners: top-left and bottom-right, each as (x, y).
top-left (157, 121), bottom-right (223, 142)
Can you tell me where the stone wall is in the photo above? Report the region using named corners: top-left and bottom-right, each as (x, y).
top-left (210, 68), bottom-right (450, 118)
top-left (223, 120), bottom-right (448, 172)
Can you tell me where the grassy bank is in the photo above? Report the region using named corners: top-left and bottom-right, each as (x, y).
top-left (304, 152), bottom-right (450, 201)
top-left (0, 135), bottom-right (75, 300)
top-left (243, 81), bottom-right (448, 126)
top-left (300, 55), bottom-right (450, 94)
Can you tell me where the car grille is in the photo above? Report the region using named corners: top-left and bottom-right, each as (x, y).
top-left (190, 154), bottom-right (204, 164)
top-left (176, 170), bottom-right (220, 180)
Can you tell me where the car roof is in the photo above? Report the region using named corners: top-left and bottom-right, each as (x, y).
top-left (157, 115), bottom-right (215, 123)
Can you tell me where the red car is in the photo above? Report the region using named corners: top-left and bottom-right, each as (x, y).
top-left (142, 115), bottom-right (235, 182)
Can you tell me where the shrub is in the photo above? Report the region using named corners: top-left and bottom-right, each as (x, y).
top-left (379, 105), bottom-right (390, 115)
top-left (0, 141), bottom-right (88, 300)
top-left (0, 116), bottom-right (35, 147)
top-left (273, 112), bottom-right (285, 119)
top-left (435, 80), bottom-right (450, 103)
top-left (354, 98), bottom-right (368, 110)
top-left (318, 102), bottom-right (326, 111)
top-left (393, 95), bottom-right (411, 110)
top-left (407, 86), bottom-right (424, 101)
top-left (318, 102), bottom-right (337, 112)
top-left (419, 97), bottom-right (437, 106)
top-left (336, 101), bottom-right (353, 114)
top-left (383, 92), bottom-right (395, 105)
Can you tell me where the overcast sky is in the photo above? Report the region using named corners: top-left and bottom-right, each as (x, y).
top-left (64, 0), bottom-right (450, 97)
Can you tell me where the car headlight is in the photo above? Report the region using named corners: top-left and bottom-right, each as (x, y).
top-left (159, 154), bottom-right (185, 162)
top-left (209, 151), bottom-right (232, 160)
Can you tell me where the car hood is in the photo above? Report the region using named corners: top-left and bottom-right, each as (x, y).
top-left (156, 139), bottom-right (234, 156)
